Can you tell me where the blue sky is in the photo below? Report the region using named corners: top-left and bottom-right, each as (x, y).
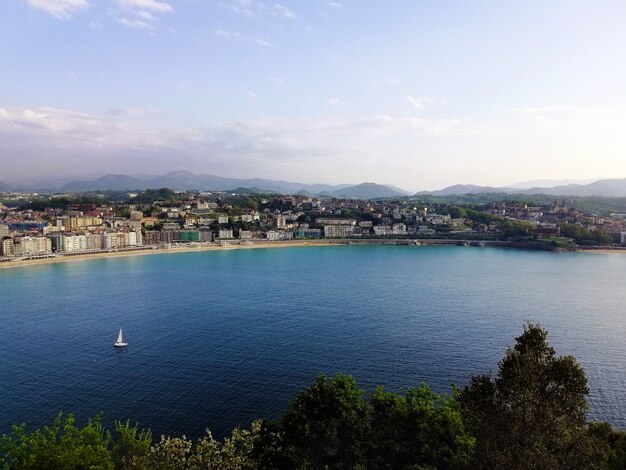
top-left (2, 0), bottom-right (626, 190)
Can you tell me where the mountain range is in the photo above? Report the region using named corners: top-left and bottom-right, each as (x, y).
top-left (4, 172), bottom-right (626, 199)
top-left (419, 179), bottom-right (626, 198)
top-left (1, 171), bottom-right (411, 199)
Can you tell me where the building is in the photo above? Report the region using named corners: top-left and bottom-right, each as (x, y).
top-left (373, 225), bottom-right (393, 236)
top-left (392, 223), bottom-right (407, 235)
top-left (179, 230), bottom-right (200, 242)
top-left (536, 224), bottom-right (561, 238)
top-left (1, 237), bottom-right (14, 256)
top-left (218, 229), bottom-right (234, 239)
top-left (324, 225), bottom-right (355, 238)
top-left (266, 230), bottom-right (293, 241)
top-left (293, 228), bottom-right (322, 239)
top-left (13, 236), bottom-right (52, 256)
top-left (316, 218), bottom-right (357, 226)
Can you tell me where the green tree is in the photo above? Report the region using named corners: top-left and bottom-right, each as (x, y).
top-left (112, 420), bottom-right (152, 470)
top-left (187, 424), bottom-right (259, 470)
top-left (0, 413), bottom-right (113, 470)
top-left (461, 324), bottom-right (607, 469)
top-left (276, 374), bottom-right (370, 469)
top-left (148, 435), bottom-right (192, 470)
top-left (368, 384), bottom-right (474, 470)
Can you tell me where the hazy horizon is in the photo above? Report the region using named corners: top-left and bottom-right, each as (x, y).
top-left (2, 0), bottom-right (626, 190)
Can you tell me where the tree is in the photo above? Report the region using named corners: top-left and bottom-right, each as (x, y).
top-left (275, 374), bottom-right (370, 469)
top-left (257, 375), bottom-right (474, 470)
top-left (0, 413), bottom-right (113, 470)
top-left (187, 424), bottom-right (259, 470)
top-left (112, 420), bottom-right (152, 470)
top-left (368, 384), bottom-right (474, 470)
top-left (461, 324), bottom-right (607, 469)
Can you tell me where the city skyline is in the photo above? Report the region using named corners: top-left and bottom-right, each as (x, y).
top-left (2, 0), bottom-right (626, 190)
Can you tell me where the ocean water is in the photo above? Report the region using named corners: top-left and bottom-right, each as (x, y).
top-left (1, 246), bottom-right (625, 438)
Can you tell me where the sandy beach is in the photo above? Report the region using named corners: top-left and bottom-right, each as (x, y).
top-left (0, 240), bottom-right (341, 270)
top-left (3, 240), bottom-right (626, 271)
top-left (577, 248), bottom-right (626, 255)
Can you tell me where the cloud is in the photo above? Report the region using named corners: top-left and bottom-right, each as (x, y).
top-left (219, 0), bottom-right (255, 16)
top-left (213, 29), bottom-right (242, 39)
top-left (116, 0), bottom-right (173, 29)
top-left (2, 104), bottom-right (625, 188)
top-left (255, 38), bottom-right (273, 47)
top-left (407, 96), bottom-right (447, 110)
top-left (118, 17), bottom-right (150, 29)
top-left (506, 106), bottom-right (577, 115)
top-left (220, 0), bottom-right (295, 19)
top-left (117, 0), bottom-right (172, 13)
top-left (0, 106), bottom-right (482, 164)
top-left (329, 2), bottom-right (342, 7)
top-left (270, 3), bottom-right (295, 18)
top-left (326, 97), bottom-right (345, 107)
top-left (24, 0), bottom-right (89, 19)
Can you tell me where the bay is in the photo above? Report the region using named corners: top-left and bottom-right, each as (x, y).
top-left (1, 245), bottom-right (625, 438)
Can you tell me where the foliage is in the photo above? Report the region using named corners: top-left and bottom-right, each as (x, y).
top-left (112, 421), bottom-right (151, 470)
top-left (368, 384), bottom-right (474, 470)
top-left (464, 209), bottom-right (501, 225)
top-left (15, 195), bottom-right (110, 211)
top-left (129, 189), bottom-right (178, 205)
top-left (1, 326), bottom-right (624, 469)
top-left (257, 374), bottom-right (473, 470)
top-left (274, 374), bottom-right (370, 469)
top-left (502, 219), bottom-right (536, 238)
top-left (560, 223), bottom-right (613, 244)
top-left (461, 324), bottom-right (608, 469)
top-left (186, 424), bottom-right (259, 470)
top-left (0, 413), bottom-right (113, 469)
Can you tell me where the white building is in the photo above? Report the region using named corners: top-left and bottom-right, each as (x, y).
top-left (392, 223), bottom-right (407, 235)
top-left (1, 238), bottom-right (14, 256)
top-left (324, 225), bottom-right (355, 238)
top-left (266, 230), bottom-right (293, 241)
top-left (218, 229), bottom-right (234, 239)
top-left (14, 236), bottom-right (52, 256)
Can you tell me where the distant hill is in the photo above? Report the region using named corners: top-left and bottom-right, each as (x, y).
top-left (8, 171), bottom-right (412, 198)
top-left (332, 182), bottom-right (409, 199)
top-left (418, 179), bottom-right (626, 198)
top-left (521, 179), bottom-right (626, 197)
top-left (51, 171), bottom-right (353, 194)
top-left (63, 174), bottom-right (145, 192)
top-left (507, 178), bottom-right (602, 189)
top-left (223, 187), bottom-right (278, 195)
top-left (416, 184), bottom-right (512, 196)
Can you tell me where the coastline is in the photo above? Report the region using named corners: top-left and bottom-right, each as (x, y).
top-left (577, 247), bottom-right (626, 255)
top-left (3, 239), bottom-right (626, 271)
top-left (0, 240), bottom-right (339, 270)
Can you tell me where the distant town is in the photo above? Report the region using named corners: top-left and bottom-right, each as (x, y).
top-left (1, 187), bottom-right (626, 264)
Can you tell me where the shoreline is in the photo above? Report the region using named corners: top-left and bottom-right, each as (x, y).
top-left (2, 239), bottom-right (626, 271)
top-left (0, 240), bottom-right (340, 270)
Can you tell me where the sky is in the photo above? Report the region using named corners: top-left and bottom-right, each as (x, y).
top-left (1, 0), bottom-right (626, 191)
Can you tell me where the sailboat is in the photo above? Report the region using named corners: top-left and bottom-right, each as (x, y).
top-left (114, 328), bottom-right (128, 347)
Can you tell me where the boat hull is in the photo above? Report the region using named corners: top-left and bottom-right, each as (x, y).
top-left (113, 342), bottom-right (128, 347)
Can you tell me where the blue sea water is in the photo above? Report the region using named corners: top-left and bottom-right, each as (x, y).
top-left (1, 246), bottom-right (625, 438)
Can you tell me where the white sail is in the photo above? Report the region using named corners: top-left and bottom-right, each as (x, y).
top-left (114, 328), bottom-right (127, 347)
